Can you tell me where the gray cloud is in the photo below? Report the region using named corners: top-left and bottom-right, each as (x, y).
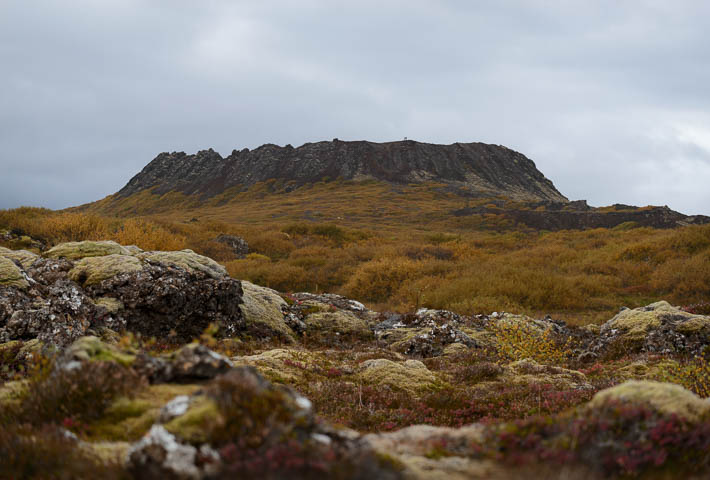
top-left (1, 0), bottom-right (709, 214)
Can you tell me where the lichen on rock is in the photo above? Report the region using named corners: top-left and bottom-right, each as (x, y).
top-left (304, 310), bottom-right (373, 343)
top-left (593, 300), bottom-right (710, 356)
top-left (68, 254), bottom-right (143, 286)
top-left (239, 281), bottom-right (294, 342)
top-left (45, 240), bottom-right (131, 260)
top-left (359, 358), bottom-right (440, 393)
top-left (0, 256), bottom-right (29, 289)
top-left (588, 380), bottom-right (710, 422)
top-left (0, 246), bottom-right (38, 269)
top-left (137, 249), bottom-right (227, 279)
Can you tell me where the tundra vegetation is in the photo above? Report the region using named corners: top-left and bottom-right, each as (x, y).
top-left (1, 193), bottom-right (710, 479)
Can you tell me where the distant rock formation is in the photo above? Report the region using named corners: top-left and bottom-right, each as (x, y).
top-left (117, 139), bottom-right (568, 203)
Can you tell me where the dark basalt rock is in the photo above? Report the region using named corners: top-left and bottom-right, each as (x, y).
top-left (85, 264), bottom-right (244, 343)
top-left (117, 140), bottom-right (568, 203)
top-left (0, 252), bottom-right (244, 349)
top-left (453, 202), bottom-right (710, 230)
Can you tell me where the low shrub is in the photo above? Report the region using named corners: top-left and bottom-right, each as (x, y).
top-left (492, 320), bottom-right (572, 366)
top-left (657, 357), bottom-right (710, 398)
top-left (8, 360), bottom-right (144, 428)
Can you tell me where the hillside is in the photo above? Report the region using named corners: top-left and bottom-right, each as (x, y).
top-left (115, 140), bottom-right (568, 203)
top-left (85, 139), bottom-right (708, 232)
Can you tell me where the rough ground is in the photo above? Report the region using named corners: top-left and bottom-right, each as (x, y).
top-left (2, 240), bottom-right (710, 479)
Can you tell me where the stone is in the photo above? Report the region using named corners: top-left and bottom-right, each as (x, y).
top-left (239, 281), bottom-right (294, 342)
top-left (359, 358), bottom-right (440, 393)
top-left (588, 380), bottom-right (710, 422)
top-left (137, 250), bottom-right (227, 279)
top-left (214, 234), bottom-right (249, 258)
top-left (592, 300), bottom-right (710, 357)
top-left (0, 256), bottom-right (29, 288)
top-left (0, 246), bottom-right (38, 269)
top-left (45, 240), bottom-right (131, 260)
top-left (68, 254), bottom-right (143, 286)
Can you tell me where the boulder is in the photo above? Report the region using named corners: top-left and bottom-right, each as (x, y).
top-left (0, 256), bottom-right (29, 289)
top-left (588, 380), bottom-right (710, 422)
top-left (593, 301), bottom-right (710, 356)
top-left (359, 358), bottom-right (440, 393)
top-left (0, 243), bottom-right (245, 348)
top-left (239, 281), bottom-right (294, 342)
top-left (304, 310), bottom-right (373, 343)
top-left (68, 254), bottom-right (143, 286)
top-left (137, 250), bottom-right (227, 279)
top-left (215, 234), bottom-right (249, 258)
top-left (0, 246), bottom-right (38, 269)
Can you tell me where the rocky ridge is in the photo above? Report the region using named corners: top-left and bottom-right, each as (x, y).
top-left (116, 140), bottom-right (568, 203)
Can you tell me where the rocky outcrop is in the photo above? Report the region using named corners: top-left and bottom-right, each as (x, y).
top-left (0, 241), bottom-right (244, 348)
top-left (590, 301), bottom-right (710, 357)
top-left (453, 201), bottom-right (710, 230)
top-left (116, 140), bottom-right (568, 203)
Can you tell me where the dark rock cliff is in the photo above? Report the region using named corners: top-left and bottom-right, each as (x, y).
top-left (117, 139), bottom-right (568, 203)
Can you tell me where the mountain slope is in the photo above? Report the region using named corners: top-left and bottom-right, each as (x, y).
top-left (117, 139), bottom-right (568, 203)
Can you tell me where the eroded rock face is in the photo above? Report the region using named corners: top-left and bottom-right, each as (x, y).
top-left (0, 241), bottom-right (244, 349)
top-left (116, 140), bottom-right (568, 203)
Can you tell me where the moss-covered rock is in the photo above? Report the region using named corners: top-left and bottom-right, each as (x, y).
top-left (87, 384), bottom-right (202, 442)
top-left (68, 254), bottom-right (143, 286)
top-left (61, 336), bottom-right (136, 368)
top-left (595, 301), bottom-right (710, 356)
top-left (137, 249), bottom-right (227, 279)
top-left (305, 310), bottom-right (373, 343)
top-left (503, 359), bottom-right (589, 389)
top-left (45, 240), bottom-right (131, 260)
top-left (93, 296), bottom-right (124, 314)
top-left (235, 348), bottom-right (320, 384)
top-left (359, 358), bottom-right (440, 393)
top-left (588, 380), bottom-right (710, 422)
top-left (0, 246), bottom-right (38, 269)
top-left (162, 395), bottom-right (220, 444)
top-left (0, 379), bottom-right (28, 409)
top-left (239, 281), bottom-right (294, 342)
top-left (0, 256), bottom-right (28, 289)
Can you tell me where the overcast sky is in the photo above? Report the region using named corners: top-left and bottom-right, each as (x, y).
top-left (2, 1), bottom-right (710, 214)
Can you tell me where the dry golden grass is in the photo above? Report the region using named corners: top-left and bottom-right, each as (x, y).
top-left (3, 181), bottom-right (710, 325)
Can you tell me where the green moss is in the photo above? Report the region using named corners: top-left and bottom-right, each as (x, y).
top-left (588, 380), bottom-right (710, 422)
top-left (44, 240), bottom-right (131, 260)
top-left (504, 359), bottom-right (589, 389)
top-left (0, 246), bottom-right (38, 269)
top-left (610, 310), bottom-right (661, 339)
top-left (239, 281), bottom-right (294, 342)
top-left (305, 310), bottom-right (373, 342)
top-left (0, 380), bottom-right (29, 409)
top-left (93, 297), bottom-right (124, 314)
top-left (87, 384), bottom-right (202, 442)
top-left (359, 358), bottom-right (441, 393)
top-left (65, 336), bottom-right (136, 367)
top-left (163, 396), bottom-right (220, 444)
top-left (68, 254), bottom-right (143, 286)
top-left (137, 249), bottom-right (227, 279)
top-left (0, 256), bottom-right (28, 289)
top-left (676, 315), bottom-right (710, 334)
